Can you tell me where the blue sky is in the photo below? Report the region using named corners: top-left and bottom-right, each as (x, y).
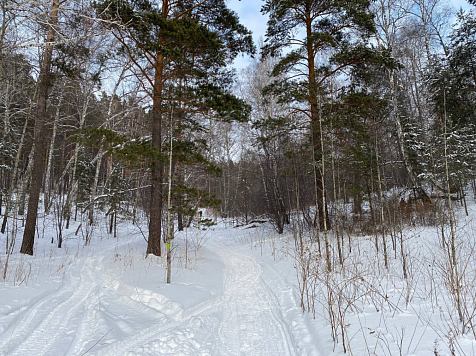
top-left (228, 0), bottom-right (267, 69)
top-left (228, 0), bottom-right (267, 41)
top-left (452, 0), bottom-right (473, 9)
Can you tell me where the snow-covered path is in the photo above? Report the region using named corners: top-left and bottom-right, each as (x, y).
top-left (0, 228), bottom-right (318, 356)
top-left (213, 245), bottom-right (298, 356)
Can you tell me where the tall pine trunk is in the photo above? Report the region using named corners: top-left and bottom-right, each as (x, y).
top-left (20, 0), bottom-right (60, 255)
top-left (147, 52), bottom-right (165, 257)
top-left (306, 14), bottom-right (330, 231)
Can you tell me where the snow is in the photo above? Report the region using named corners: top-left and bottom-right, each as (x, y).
top-left (0, 218), bottom-right (316, 355)
top-left (1, 202), bottom-right (476, 355)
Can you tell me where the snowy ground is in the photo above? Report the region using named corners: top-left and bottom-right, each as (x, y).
top-left (0, 217), bottom-right (328, 356)
top-left (1, 202), bottom-right (476, 355)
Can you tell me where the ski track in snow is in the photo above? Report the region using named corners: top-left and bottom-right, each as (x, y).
top-left (213, 245), bottom-right (298, 356)
top-left (0, 235), bottom-right (318, 356)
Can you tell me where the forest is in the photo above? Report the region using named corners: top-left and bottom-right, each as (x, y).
top-left (1, 0), bottom-right (476, 353)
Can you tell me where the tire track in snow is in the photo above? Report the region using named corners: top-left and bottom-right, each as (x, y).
top-left (0, 280), bottom-right (74, 354)
top-left (0, 240), bottom-right (131, 356)
top-left (89, 293), bottom-right (216, 356)
top-left (0, 234), bottom-right (317, 356)
top-left (0, 258), bottom-right (100, 356)
top-left (91, 243), bottom-right (302, 356)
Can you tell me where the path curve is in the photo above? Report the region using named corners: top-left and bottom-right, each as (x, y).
top-left (0, 233), bottom-right (316, 355)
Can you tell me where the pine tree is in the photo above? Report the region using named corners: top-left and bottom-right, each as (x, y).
top-left (426, 10), bottom-right (476, 195)
top-left (96, 0), bottom-right (254, 256)
top-left (262, 0), bottom-right (394, 230)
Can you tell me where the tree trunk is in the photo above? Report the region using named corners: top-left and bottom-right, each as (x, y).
top-left (390, 69), bottom-right (430, 203)
top-left (89, 68), bottom-right (127, 226)
top-left (0, 0), bottom-right (8, 84)
top-left (306, 13), bottom-right (330, 231)
top-left (44, 86), bottom-right (64, 214)
top-left (109, 211), bottom-right (114, 234)
top-left (1, 113), bottom-right (29, 233)
top-left (20, 0), bottom-right (60, 255)
top-left (18, 145), bottom-right (34, 217)
top-left (318, 99), bottom-right (331, 272)
top-left (147, 53), bottom-right (165, 256)
top-left (331, 122), bottom-right (343, 267)
top-left (375, 135), bottom-right (388, 269)
top-left (166, 109), bottom-right (174, 283)
top-left (65, 90), bottom-right (91, 229)
top-left (176, 108), bottom-right (184, 231)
